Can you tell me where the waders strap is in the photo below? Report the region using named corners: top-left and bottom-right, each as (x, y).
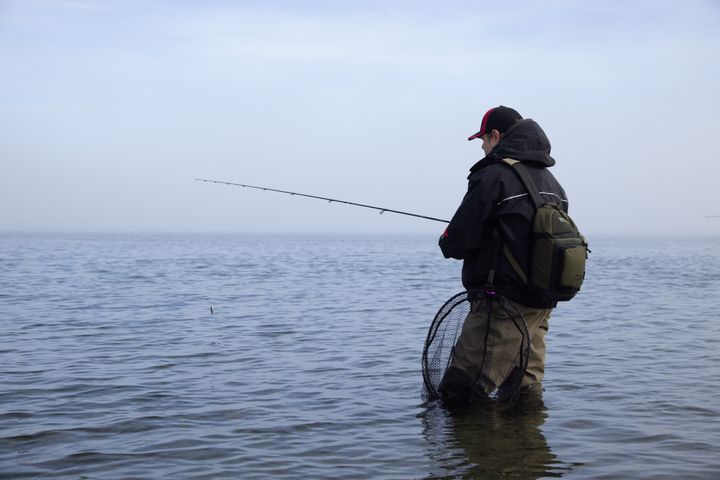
top-left (488, 229), bottom-right (502, 284)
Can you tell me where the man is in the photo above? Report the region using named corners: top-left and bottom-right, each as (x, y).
top-left (438, 106), bottom-right (568, 403)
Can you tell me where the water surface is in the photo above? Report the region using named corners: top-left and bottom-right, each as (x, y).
top-left (1, 234), bottom-right (719, 478)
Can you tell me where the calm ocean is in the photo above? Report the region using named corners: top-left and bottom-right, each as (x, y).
top-left (1, 234), bottom-right (719, 479)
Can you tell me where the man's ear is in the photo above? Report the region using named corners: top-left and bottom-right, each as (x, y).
top-left (490, 129), bottom-right (502, 141)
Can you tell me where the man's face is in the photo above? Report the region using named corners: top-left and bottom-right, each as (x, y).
top-left (481, 130), bottom-right (501, 156)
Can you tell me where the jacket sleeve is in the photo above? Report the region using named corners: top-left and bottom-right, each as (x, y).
top-left (439, 174), bottom-right (500, 259)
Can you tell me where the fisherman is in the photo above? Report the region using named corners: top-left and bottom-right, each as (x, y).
top-left (437, 106), bottom-right (569, 404)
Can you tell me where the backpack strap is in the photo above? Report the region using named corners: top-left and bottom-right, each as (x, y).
top-left (489, 227), bottom-right (528, 285)
top-left (501, 158), bottom-right (544, 209)
top-left (502, 242), bottom-right (528, 284)
top-left (491, 158), bottom-right (540, 286)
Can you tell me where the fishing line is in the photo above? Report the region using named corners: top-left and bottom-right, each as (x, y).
top-left (196, 178), bottom-right (450, 223)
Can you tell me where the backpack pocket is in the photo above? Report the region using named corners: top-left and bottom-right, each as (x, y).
top-left (528, 206), bottom-right (588, 301)
top-left (560, 245), bottom-right (586, 289)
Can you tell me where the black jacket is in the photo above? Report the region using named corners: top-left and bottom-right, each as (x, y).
top-left (439, 119), bottom-right (568, 308)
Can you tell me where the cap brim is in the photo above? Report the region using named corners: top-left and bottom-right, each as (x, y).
top-left (467, 131), bottom-right (483, 141)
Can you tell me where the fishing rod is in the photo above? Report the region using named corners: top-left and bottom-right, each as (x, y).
top-left (196, 178), bottom-right (450, 224)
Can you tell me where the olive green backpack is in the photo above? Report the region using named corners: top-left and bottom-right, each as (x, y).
top-left (497, 158), bottom-right (588, 302)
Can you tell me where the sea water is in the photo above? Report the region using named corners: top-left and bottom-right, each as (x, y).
top-left (1, 234), bottom-right (719, 479)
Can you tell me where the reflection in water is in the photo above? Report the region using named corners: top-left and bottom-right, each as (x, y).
top-left (421, 389), bottom-right (572, 479)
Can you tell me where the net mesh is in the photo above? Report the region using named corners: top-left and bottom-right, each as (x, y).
top-left (422, 290), bottom-right (530, 405)
top-left (422, 292), bottom-right (470, 398)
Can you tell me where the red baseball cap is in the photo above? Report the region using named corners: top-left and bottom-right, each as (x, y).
top-left (468, 106), bottom-right (523, 141)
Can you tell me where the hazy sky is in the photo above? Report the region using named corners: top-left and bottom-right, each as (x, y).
top-left (1, 0), bottom-right (719, 235)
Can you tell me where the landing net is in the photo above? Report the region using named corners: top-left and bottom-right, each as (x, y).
top-left (422, 291), bottom-right (530, 404)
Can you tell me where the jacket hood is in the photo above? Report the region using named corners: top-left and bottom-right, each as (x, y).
top-left (469, 119), bottom-right (555, 174)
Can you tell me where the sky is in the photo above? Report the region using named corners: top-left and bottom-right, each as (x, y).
top-left (1, 0), bottom-right (719, 236)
